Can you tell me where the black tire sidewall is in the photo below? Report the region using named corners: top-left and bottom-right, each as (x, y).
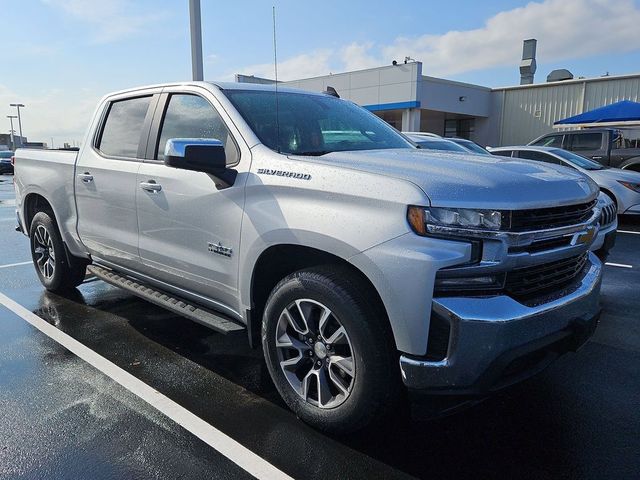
top-left (29, 211), bottom-right (69, 292)
top-left (262, 268), bottom-right (398, 433)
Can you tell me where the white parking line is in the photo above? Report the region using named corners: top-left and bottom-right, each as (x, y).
top-left (605, 262), bottom-right (633, 269)
top-left (618, 230), bottom-right (640, 235)
top-left (0, 292), bottom-right (293, 480)
top-left (0, 261), bottom-right (32, 269)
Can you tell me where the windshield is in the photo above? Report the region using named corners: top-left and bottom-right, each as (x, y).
top-left (453, 139), bottom-right (490, 155)
top-left (224, 90), bottom-right (412, 155)
top-left (414, 139), bottom-right (468, 152)
top-left (0, 151), bottom-right (13, 158)
top-left (552, 149), bottom-right (603, 170)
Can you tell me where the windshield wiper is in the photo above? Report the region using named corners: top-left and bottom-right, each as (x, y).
top-left (294, 150), bottom-right (332, 156)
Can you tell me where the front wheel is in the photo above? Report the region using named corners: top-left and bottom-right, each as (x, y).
top-left (29, 211), bottom-right (87, 292)
top-left (262, 266), bottom-right (401, 433)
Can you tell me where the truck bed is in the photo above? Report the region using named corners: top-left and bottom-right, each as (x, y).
top-left (14, 148), bottom-right (84, 257)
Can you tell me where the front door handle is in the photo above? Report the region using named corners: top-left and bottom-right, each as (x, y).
top-left (592, 156), bottom-right (603, 160)
top-left (77, 172), bottom-right (93, 183)
top-left (140, 180), bottom-right (162, 193)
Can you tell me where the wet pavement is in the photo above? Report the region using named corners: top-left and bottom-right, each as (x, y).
top-left (0, 174), bottom-right (639, 479)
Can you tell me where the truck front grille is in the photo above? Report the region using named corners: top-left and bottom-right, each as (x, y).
top-left (504, 253), bottom-right (589, 299)
top-left (507, 200), bottom-right (596, 232)
top-left (600, 202), bottom-right (617, 227)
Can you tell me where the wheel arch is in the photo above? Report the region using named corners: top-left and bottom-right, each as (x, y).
top-left (23, 192), bottom-right (56, 231)
top-left (620, 157), bottom-right (640, 172)
top-left (247, 244), bottom-right (392, 350)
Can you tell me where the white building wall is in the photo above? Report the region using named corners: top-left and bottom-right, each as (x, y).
top-left (283, 63), bottom-right (421, 107)
top-left (420, 76), bottom-right (491, 117)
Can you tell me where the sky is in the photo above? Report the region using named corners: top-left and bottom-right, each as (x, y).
top-left (2, 0), bottom-right (640, 146)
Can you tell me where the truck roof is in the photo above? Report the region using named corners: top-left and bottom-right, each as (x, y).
top-left (102, 81), bottom-right (325, 99)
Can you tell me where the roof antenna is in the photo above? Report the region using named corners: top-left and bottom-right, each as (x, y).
top-left (272, 6), bottom-right (281, 154)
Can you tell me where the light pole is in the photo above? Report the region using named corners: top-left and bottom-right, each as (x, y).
top-left (189, 0), bottom-right (203, 81)
top-left (10, 103), bottom-right (25, 145)
top-left (7, 115), bottom-right (17, 150)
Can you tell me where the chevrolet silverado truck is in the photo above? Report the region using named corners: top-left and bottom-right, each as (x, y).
top-left (14, 82), bottom-right (603, 433)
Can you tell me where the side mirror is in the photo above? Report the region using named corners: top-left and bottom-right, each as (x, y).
top-left (164, 138), bottom-right (237, 188)
top-left (164, 138), bottom-right (227, 175)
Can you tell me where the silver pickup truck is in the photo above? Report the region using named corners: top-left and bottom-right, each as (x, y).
top-left (14, 82), bottom-right (603, 433)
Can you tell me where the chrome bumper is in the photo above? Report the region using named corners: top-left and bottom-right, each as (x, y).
top-left (400, 252), bottom-right (602, 393)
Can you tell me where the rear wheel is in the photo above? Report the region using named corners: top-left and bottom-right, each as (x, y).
top-left (262, 266), bottom-right (401, 433)
top-left (29, 211), bottom-right (87, 292)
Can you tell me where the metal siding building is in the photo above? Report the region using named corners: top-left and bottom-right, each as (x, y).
top-left (492, 74), bottom-right (640, 146)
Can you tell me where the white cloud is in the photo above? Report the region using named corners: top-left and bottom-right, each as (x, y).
top-left (233, 0), bottom-right (640, 79)
top-left (41, 0), bottom-right (169, 43)
top-left (233, 50), bottom-right (333, 81)
top-left (381, 0), bottom-right (640, 76)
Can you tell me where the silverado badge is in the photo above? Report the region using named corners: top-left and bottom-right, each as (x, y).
top-left (208, 242), bottom-right (233, 257)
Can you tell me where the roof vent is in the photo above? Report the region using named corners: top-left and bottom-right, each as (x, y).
top-left (519, 39), bottom-right (537, 85)
top-left (547, 69), bottom-right (574, 83)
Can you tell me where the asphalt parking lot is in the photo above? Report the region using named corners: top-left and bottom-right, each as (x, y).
top-left (0, 175), bottom-right (638, 480)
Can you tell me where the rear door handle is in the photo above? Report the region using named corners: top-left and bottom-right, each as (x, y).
top-left (140, 180), bottom-right (162, 193)
top-left (77, 172), bottom-right (93, 183)
top-left (592, 156), bottom-right (603, 160)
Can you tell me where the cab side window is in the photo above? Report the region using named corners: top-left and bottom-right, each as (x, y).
top-left (156, 94), bottom-right (239, 165)
top-left (493, 150), bottom-right (514, 157)
top-left (98, 96), bottom-right (152, 158)
top-left (517, 150), bottom-right (561, 164)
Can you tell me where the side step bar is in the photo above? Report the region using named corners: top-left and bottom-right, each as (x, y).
top-left (87, 265), bottom-right (245, 334)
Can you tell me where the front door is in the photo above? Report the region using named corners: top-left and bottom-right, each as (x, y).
top-left (135, 91), bottom-right (248, 317)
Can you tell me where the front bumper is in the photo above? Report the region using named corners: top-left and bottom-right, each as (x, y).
top-left (400, 252), bottom-right (602, 394)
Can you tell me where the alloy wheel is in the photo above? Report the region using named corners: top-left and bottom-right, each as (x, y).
top-left (275, 299), bottom-right (356, 409)
top-left (33, 224), bottom-right (55, 280)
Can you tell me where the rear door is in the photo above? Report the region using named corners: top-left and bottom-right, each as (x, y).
top-left (135, 87), bottom-right (250, 317)
top-left (75, 90), bottom-right (160, 268)
top-left (566, 132), bottom-right (607, 165)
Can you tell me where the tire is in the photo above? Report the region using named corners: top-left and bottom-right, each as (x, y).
top-left (262, 265), bottom-right (401, 434)
top-left (29, 211), bottom-right (87, 292)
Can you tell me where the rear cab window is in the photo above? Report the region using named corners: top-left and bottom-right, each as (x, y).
top-left (96, 96), bottom-right (153, 158)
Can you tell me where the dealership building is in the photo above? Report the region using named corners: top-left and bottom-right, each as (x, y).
top-left (236, 44), bottom-right (640, 147)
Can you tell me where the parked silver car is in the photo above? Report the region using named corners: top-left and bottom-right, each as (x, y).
top-left (405, 134), bottom-right (470, 153)
top-left (490, 146), bottom-right (640, 215)
top-left (448, 138), bottom-right (493, 156)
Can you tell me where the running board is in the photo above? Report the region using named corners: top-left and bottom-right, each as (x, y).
top-left (87, 265), bottom-right (245, 334)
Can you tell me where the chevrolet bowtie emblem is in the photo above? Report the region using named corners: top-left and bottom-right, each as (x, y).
top-left (573, 227), bottom-right (596, 246)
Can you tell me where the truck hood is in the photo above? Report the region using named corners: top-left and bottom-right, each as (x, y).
top-left (292, 149), bottom-right (598, 209)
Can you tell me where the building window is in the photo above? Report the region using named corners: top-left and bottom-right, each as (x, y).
top-left (374, 110), bottom-right (403, 130)
top-left (444, 118), bottom-right (475, 139)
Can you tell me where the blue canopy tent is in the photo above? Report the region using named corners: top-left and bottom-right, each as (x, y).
top-left (554, 100), bottom-right (640, 128)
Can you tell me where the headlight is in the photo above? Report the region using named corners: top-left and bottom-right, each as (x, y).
top-left (617, 180), bottom-right (640, 193)
top-left (407, 206), bottom-right (503, 235)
